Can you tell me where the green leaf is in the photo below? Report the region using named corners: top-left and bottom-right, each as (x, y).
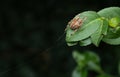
top-left (66, 11), bottom-right (100, 42)
top-left (101, 19), bottom-right (109, 35)
top-left (73, 51), bottom-right (85, 62)
top-left (103, 37), bottom-right (120, 45)
top-left (98, 7), bottom-right (120, 19)
top-left (87, 61), bottom-right (102, 73)
top-left (102, 27), bottom-right (120, 45)
top-left (66, 18), bottom-right (101, 42)
top-left (102, 18), bottom-right (120, 45)
top-left (84, 51), bottom-right (100, 70)
top-left (98, 7), bottom-right (120, 45)
top-left (72, 51), bottom-right (86, 69)
top-left (84, 51), bottom-right (102, 72)
top-left (72, 68), bottom-right (87, 77)
top-left (67, 42), bottom-right (77, 46)
top-left (75, 51), bottom-right (102, 73)
top-left (91, 25), bottom-right (103, 47)
top-left (91, 19), bottom-right (108, 46)
top-left (103, 27), bottom-right (120, 39)
top-left (72, 69), bottom-right (80, 77)
top-left (84, 51), bottom-right (100, 64)
top-left (79, 38), bottom-right (92, 46)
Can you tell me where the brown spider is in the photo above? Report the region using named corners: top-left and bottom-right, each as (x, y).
top-left (68, 16), bottom-right (86, 31)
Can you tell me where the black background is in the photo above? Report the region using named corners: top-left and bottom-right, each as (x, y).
top-left (0, 0), bottom-right (120, 77)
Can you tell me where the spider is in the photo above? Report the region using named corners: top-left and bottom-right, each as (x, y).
top-left (68, 16), bottom-right (87, 31)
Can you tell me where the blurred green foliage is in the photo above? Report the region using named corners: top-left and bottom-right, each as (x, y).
top-left (72, 51), bottom-right (116, 77)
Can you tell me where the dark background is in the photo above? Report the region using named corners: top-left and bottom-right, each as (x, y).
top-left (0, 0), bottom-right (120, 77)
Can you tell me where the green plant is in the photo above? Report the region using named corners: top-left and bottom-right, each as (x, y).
top-left (65, 7), bottom-right (120, 77)
top-left (72, 51), bottom-right (111, 77)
